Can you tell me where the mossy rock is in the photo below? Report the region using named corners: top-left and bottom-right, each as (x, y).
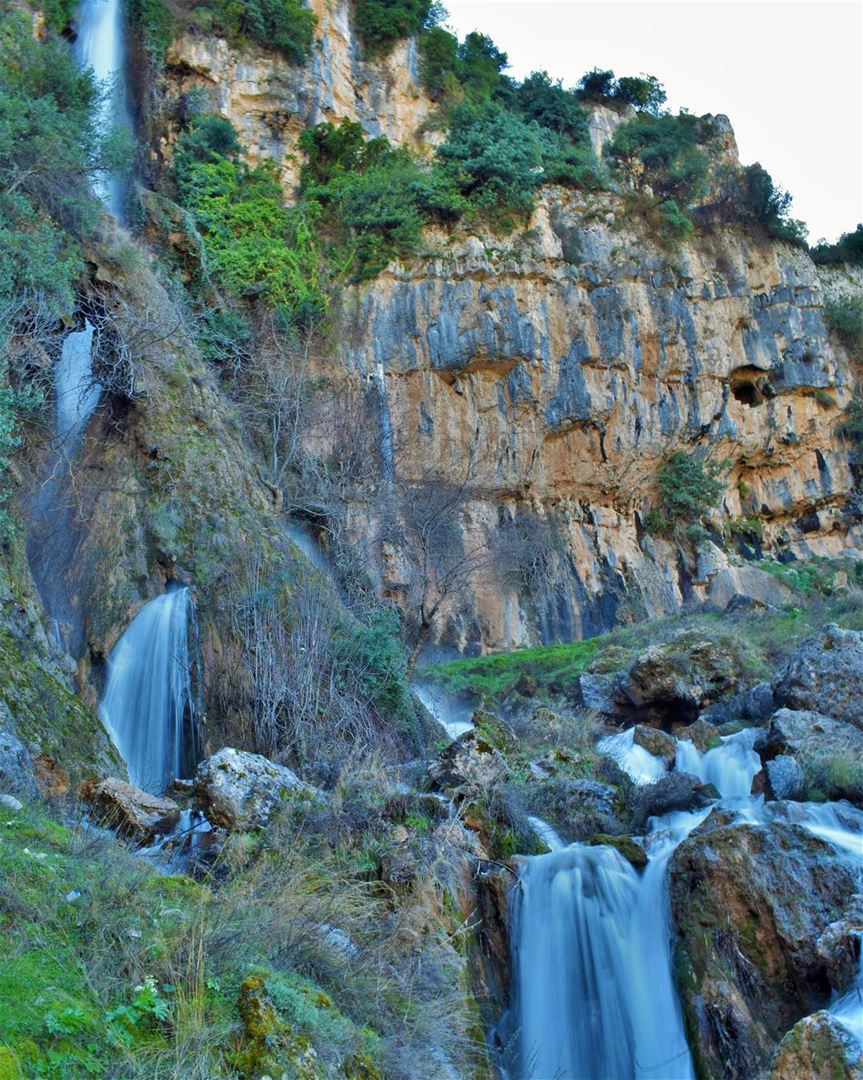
top-left (589, 833), bottom-right (647, 870)
top-left (342, 1049), bottom-right (384, 1079)
top-left (472, 708), bottom-right (517, 755)
top-left (234, 974), bottom-right (324, 1079)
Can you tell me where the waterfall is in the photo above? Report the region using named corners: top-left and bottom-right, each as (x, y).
top-left (55, 320), bottom-right (101, 453)
top-left (674, 727), bottom-right (761, 798)
top-left (598, 728), bottom-right (668, 784)
top-left (412, 683), bottom-right (473, 741)
top-left (99, 586), bottom-right (199, 793)
top-left (74, 0), bottom-right (132, 219)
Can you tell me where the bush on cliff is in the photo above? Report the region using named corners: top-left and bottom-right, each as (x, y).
top-left (645, 450), bottom-right (724, 538)
top-left (811, 224), bottom-right (863, 266)
top-left (578, 68), bottom-right (667, 114)
top-left (354, 0), bottom-right (437, 57)
top-left (739, 162), bottom-right (807, 247)
top-left (824, 295), bottom-right (863, 352)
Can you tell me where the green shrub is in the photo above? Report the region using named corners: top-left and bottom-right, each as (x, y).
top-left (607, 112), bottom-right (714, 206)
top-left (811, 224), bottom-right (863, 266)
top-left (646, 450), bottom-right (724, 537)
top-left (577, 68), bottom-right (616, 100)
top-left (824, 295), bottom-right (863, 351)
top-left (518, 70), bottom-right (589, 143)
top-left (739, 163), bottom-right (807, 247)
top-left (418, 25), bottom-right (458, 100)
top-left (455, 31), bottom-right (510, 102)
top-left (614, 75), bottom-right (666, 114)
top-left (150, 0), bottom-right (316, 64)
top-left (840, 399), bottom-right (863, 462)
top-left (354, 0), bottom-right (435, 57)
top-left (127, 0), bottom-right (174, 60)
top-left (437, 102), bottom-right (544, 219)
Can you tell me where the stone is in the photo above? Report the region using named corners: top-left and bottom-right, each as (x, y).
top-left (194, 748), bottom-right (321, 831)
top-left (670, 822), bottom-right (859, 1080)
top-left (682, 717), bottom-right (722, 752)
top-left (632, 725), bottom-right (677, 764)
top-left (816, 895), bottom-right (863, 992)
top-left (428, 730), bottom-right (508, 799)
top-left (80, 778), bottom-right (180, 843)
top-left (471, 708), bottom-right (517, 755)
top-left (33, 755), bottom-right (69, 797)
top-left (630, 772), bottom-right (718, 831)
top-left (588, 833), bottom-right (647, 870)
top-left (758, 708), bottom-right (863, 805)
top-left (622, 631), bottom-right (740, 724)
top-left (768, 1012), bottom-right (863, 1080)
top-left (773, 625), bottom-right (863, 729)
top-left (0, 726), bottom-right (35, 797)
top-left (765, 755), bottom-right (806, 800)
top-left (578, 672), bottom-right (628, 716)
top-left (0, 793), bottom-right (23, 811)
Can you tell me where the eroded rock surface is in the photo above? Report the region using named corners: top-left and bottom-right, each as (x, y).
top-left (768, 1011), bottom-right (863, 1080)
top-left (194, 748), bottom-right (320, 830)
top-left (81, 777), bottom-right (180, 843)
top-left (670, 822), bottom-right (859, 1079)
top-left (773, 626), bottom-right (863, 729)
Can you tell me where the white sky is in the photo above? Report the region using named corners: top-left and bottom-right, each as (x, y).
top-left (443, 0), bottom-right (863, 243)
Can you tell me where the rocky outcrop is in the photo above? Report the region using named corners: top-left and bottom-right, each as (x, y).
top-left (670, 822), bottom-right (860, 1080)
top-left (193, 748), bottom-right (321, 830)
top-left (758, 708), bottom-right (863, 804)
top-left (768, 1012), bottom-right (863, 1080)
top-left (428, 730), bottom-right (507, 799)
top-left (80, 777), bottom-right (180, 842)
top-left (773, 627), bottom-right (863, 729)
top-left (632, 724), bottom-right (676, 763)
top-left (629, 772), bottom-right (717, 830)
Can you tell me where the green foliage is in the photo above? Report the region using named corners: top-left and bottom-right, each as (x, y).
top-left (577, 68), bottom-right (616, 100)
top-left (169, 0), bottom-right (316, 63)
top-left (739, 163), bottom-right (807, 247)
top-left (417, 25), bottom-right (458, 100)
top-left (517, 71), bottom-right (589, 143)
top-left (811, 224), bottom-right (863, 266)
top-left (299, 118), bottom-right (463, 280)
top-left (354, 0), bottom-right (434, 56)
top-left (646, 450), bottom-right (724, 537)
top-left (607, 112), bottom-right (714, 206)
top-left (840, 399), bottom-right (863, 462)
top-left (824, 295), bottom-right (863, 352)
top-left (127, 0), bottom-right (174, 61)
top-left (437, 102), bottom-right (545, 219)
top-left (578, 68), bottom-right (667, 114)
top-left (455, 31), bottom-right (509, 102)
top-left (174, 116), bottom-right (326, 317)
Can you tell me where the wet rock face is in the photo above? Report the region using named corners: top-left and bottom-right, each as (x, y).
top-left (623, 634), bottom-right (739, 724)
top-left (80, 777), bottom-right (180, 843)
top-left (669, 822), bottom-right (859, 1080)
top-left (629, 772), bottom-right (717, 831)
top-left (0, 724), bottom-right (35, 797)
top-left (767, 1011), bottom-right (863, 1080)
top-left (194, 748), bottom-right (321, 830)
top-left (773, 626), bottom-right (863, 729)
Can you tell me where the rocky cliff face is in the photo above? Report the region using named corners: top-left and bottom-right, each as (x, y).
top-left (148, 12), bottom-right (863, 659)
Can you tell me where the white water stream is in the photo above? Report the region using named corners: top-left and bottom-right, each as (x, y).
top-left (512, 726), bottom-right (863, 1079)
top-left (99, 586), bottom-right (198, 793)
top-left (412, 683), bottom-right (474, 741)
top-left (74, 0), bottom-right (132, 218)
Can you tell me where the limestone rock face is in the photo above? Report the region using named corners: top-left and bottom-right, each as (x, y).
top-left (194, 748), bottom-right (320, 830)
top-left (670, 822), bottom-right (859, 1080)
top-left (0, 724), bottom-right (35, 797)
top-left (81, 777), bottom-right (180, 842)
top-left (428, 730), bottom-right (507, 799)
top-left (773, 627), bottom-right (863, 729)
top-left (768, 1012), bottom-right (863, 1080)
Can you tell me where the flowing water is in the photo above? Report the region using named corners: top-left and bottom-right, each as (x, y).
top-left (99, 586), bottom-right (199, 793)
top-left (412, 683), bottom-right (474, 741)
top-left (511, 726), bottom-right (863, 1079)
top-left (55, 321), bottom-right (101, 454)
top-left (74, 0), bottom-right (132, 218)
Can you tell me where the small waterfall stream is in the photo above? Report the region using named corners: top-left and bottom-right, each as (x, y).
top-left (99, 586), bottom-right (199, 793)
top-left (511, 727), bottom-right (863, 1079)
top-left (74, 0), bottom-right (132, 218)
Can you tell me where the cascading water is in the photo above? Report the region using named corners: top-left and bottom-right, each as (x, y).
top-left (55, 321), bottom-right (101, 455)
top-left (412, 683), bottom-right (474, 741)
top-left (74, 0), bottom-right (132, 219)
top-left (99, 586), bottom-right (199, 793)
top-left (510, 724), bottom-right (862, 1079)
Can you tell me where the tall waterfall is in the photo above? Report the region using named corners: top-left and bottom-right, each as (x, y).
top-left (99, 586), bottom-right (199, 793)
top-left (74, 0), bottom-right (132, 218)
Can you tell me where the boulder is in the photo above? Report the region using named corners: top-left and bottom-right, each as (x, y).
top-left (588, 833), bottom-right (647, 870)
top-left (630, 772), bottom-right (718, 831)
top-left (428, 730), bottom-right (507, 798)
top-left (0, 793), bottom-right (23, 812)
top-left (758, 708), bottom-right (863, 805)
top-left (471, 708), bottom-right (518, 755)
top-left (578, 671), bottom-right (628, 716)
top-left (765, 755), bottom-right (806, 800)
top-left (0, 725), bottom-right (35, 797)
top-left (816, 895), bottom-right (863, 991)
top-left (682, 717), bottom-right (722, 752)
top-left (622, 631), bottom-right (740, 724)
top-left (81, 778), bottom-right (180, 843)
top-left (773, 625), bottom-right (863, 729)
top-left (670, 822), bottom-right (860, 1080)
top-left (632, 724), bottom-right (676, 764)
top-left (194, 748), bottom-right (321, 831)
top-left (768, 1012), bottom-right (863, 1080)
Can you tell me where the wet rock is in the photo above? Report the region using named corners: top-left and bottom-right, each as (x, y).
top-left (194, 748), bottom-right (321, 831)
top-left (670, 822), bottom-right (859, 1080)
top-left (80, 778), bottom-right (180, 843)
top-left (766, 755), bottom-right (806, 800)
top-left (816, 895), bottom-right (863, 991)
top-left (682, 717), bottom-right (722, 752)
top-left (588, 833), bottom-right (647, 870)
top-left (699, 680), bottom-right (775, 726)
top-left (578, 671), bottom-right (628, 716)
top-left (0, 793), bottom-right (23, 812)
top-left (633, 724), bottom-right (676, 764)
top-left (768, 1011), bottom-right (863, 1080)
top-left (428, 730), bottom-right (507, 798)
top-left (0, 725), bottom-right (35, 797)
top-left (758, 709), bottom-right (863, 805)
top-left (470, 862), bottom-right (516, 1030)
top-left (773, 625), bottom-right (863, 729)
top-left (471, 708), bottom-right (517, 755)
top-left (630, 772), bottom-right (718, 831)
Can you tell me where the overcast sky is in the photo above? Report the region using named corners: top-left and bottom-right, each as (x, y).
top-left (443, 0), bottom-right (862, 243)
